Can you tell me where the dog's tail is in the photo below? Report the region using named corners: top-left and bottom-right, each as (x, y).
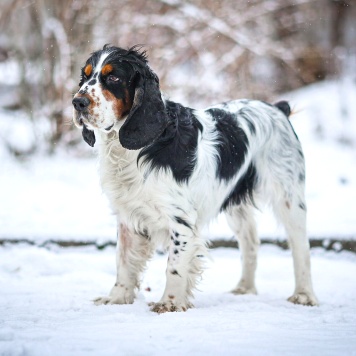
top-left (274, 100), bottom-right (291, 118)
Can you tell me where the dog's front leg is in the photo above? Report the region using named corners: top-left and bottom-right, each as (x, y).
top-left (150, 216), bottom-right (207, 313)
top-left (94, 224), bottom-right (154, 305)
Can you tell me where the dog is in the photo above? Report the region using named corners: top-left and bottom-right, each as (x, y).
top-left (72, 45), bottom-right (318, 313)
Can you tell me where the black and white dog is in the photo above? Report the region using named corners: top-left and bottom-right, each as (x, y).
top-left (72, 45), bottom-right (318, 313)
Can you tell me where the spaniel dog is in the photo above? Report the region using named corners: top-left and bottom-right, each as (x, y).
top-left (72, 45), bottom-right (318, 313)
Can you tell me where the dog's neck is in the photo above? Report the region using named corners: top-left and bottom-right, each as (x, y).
top-left (98, 130), bottom-right (139, 170)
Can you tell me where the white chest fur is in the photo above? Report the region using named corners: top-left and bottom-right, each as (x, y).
top-left (97, 131), bottom-right (189, 240)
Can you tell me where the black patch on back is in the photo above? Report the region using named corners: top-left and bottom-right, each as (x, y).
top-left (220, 164), bottom-right (257, 211)
top-left (88, 79), bottom-right (97, 85)
top-left (207, 108), bottom-right (249, 181)
top-left (239, 108), bottom-right (256, 135)
top-left (138, 100), bottom-right (203, 183)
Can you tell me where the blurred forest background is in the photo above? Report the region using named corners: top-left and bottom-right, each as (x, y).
top-left (0, 0), bottom-right (354, 155)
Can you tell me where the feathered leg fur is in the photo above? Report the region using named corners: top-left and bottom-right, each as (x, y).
top-left (94, 223), bottom-right (154, 305)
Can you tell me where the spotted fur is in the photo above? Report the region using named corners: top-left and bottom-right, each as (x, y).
top-left (72, 45), bottom-right (318, 313)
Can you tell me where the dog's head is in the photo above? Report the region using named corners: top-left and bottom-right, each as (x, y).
top-left (72, 45), bottom-right (168, 149)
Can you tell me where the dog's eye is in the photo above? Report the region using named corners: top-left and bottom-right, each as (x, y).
top-left (107, 75), bottom-right (120, 83)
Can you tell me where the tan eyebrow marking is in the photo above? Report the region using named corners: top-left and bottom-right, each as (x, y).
top-left (101, 64), bottom-right (113, 76)
top-left (84, 64), bottom-right (92, 77)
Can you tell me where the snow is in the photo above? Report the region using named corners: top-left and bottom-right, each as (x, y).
top-left (0, 245), bottom-right (355, 355)
top-left (0, 153), bottom-right (115, 243)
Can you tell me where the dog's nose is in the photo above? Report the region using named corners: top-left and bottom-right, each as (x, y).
top-left (72, 97), bottom-right (90, 111)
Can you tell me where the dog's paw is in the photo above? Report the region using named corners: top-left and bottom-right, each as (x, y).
top-left (231, 285), bottom-right (257, 295)
top-left (287, 292), bottom-right (319, 306)
top-left (93, 294), bottom-right (134, 305)
top-left (93, 284), bottom-right (135, 305)
top-left (148, 300), bottom-right (193, 313)
top-left (93, 296), bottom-right (114, 305)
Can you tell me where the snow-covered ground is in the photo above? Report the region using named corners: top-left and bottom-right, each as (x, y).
top-left (0, 245), bottom-right (355, 355)
top-left (0, 79), bottom-right (355, 355)
top-left (0, 80), bottom-right (356, 243)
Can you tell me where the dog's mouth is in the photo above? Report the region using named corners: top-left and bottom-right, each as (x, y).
top-left (73, 110), bottom-right (88, 128)
top-left (79, 112), bottom-right (90, 125)
top-left (73, 108), bottom-right (117, 148)
top-left (75, 111), bottom-right (115, 132)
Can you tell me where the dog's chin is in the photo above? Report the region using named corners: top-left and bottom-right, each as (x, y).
top-left (103, 117), bottom-right (127, 133)
top-left (80, 121), bottom-right (116, 133)
top-left (73, 111), bottom-right (93, 129)
top-left (73, 111), bottom-right (122, 133)
top-left (93, 122), bottom-right (117, 133)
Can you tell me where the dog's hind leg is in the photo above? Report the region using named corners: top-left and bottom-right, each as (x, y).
top-left (272, 185), bottom-right (318, 306)
top-left (226, 204), bottom-right (259, 295)
top-left (94, 223), bottom-right (154, 305)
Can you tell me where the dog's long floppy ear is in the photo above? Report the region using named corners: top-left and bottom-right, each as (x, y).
top-left (119, 74), bottom-right (168, 150)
